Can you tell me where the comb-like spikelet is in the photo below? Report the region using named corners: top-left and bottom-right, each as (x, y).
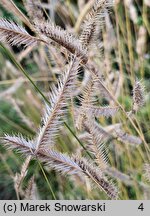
top-left (75, 76), bottom-right (95, 130)
top-left (74, 157), bottom-right (118, 199)
top-left (105, 167), bottom-right (134, 186)
top-left (80, 0), bottom-right (114, 47)
top-left (36, 21), bottom-right (88, 63)
top-left (35, 58), bottom-right (80, 150)
top-left (78, 122), bottom-right (110, 144)
top-left (3, 135), bottom-right (80, 175)
top-left (14, 156), bottom-right (31, 196)
top-left (115, 129), bottom-right (142, 146)
top-left (84, 105), bottom-right (119, 117)
top-left (37, 149), bottom-right (81, 175)
top-left (132, 79), bottom-right (145, 113)
top-left (87, 63), bottom-right (114, 101)
top-left (4, 134), bottom-right (35, 154)
top-left (0, 19), bottom-right (39, 47)
top-left (24, 176), bottom-right (38, 200)
top-left (83, 120), bottom-right (108, 169)
top-left (3, 134), bottom-right (118, 199)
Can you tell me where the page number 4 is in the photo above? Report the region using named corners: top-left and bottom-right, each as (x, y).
top-left (138, 203), bottom-right (144, 211)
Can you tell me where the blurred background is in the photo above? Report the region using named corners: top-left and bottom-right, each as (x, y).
top-left (0, 0), bottom-right (150, 200)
